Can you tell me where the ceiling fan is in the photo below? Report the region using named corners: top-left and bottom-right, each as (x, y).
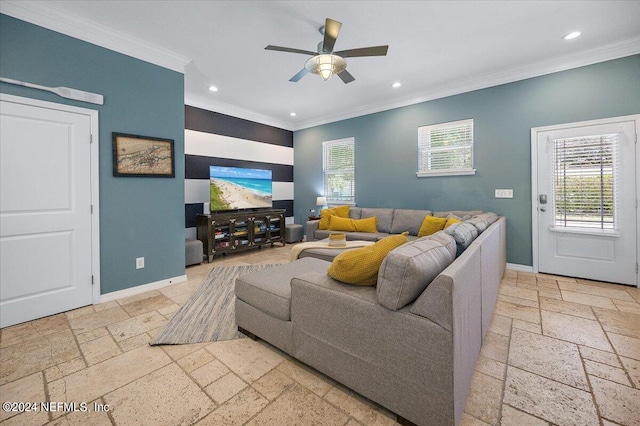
top-left (265, 18), bottom-right (389, 84)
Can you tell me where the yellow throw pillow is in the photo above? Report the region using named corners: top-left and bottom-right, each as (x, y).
top-left (328, 216), bottom-right (378, 233)
top-left (333, 204), bottom-right (350, 217)
top-left (444, 217), bottom-right (461, 229)
top-left (327, 233), bottom-right (408, 286)
top-left (328, 215), bottom-right (357, 231)
top-left (318, 205), bottom-right (350, 230)
top-left (417, 216), bottom-right (448, 237)
top-left (354, 216), bottom-right (378, 233)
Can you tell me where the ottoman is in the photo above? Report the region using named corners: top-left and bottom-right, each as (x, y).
top-left (285, 223), bottom-right (304, 243)
top-left (185, 238), bottom-right (203, 266)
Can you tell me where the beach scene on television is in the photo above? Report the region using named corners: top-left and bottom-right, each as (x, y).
top-left (210, 166), bottom-right (273, 211)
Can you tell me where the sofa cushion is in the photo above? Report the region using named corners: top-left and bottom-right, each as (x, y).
top-left (417, 216), bottom-right (448, 237)
top-left (377, 231), bottom-right (456, 311)
top-left (361, 208), bottom-right (394, 233)
top-left (327, 233), bottom-right (409, 286)
top-left (445, 222), bottom-right (478, 257)
top-left (465, 212), bottom-right (498, 234)
top-left (318, 205), bottom-right (350, 230)
top-left (349, 207), bottom-right (363, 219)
top-left (328, 215), bottom-right (378, 233)
top-left (235, 257), bottom-right (329, 321)
top-left (389, 209), bottom-right (432, 235)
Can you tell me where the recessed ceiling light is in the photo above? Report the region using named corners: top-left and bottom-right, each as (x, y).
top-left (208, 85), bottom-right (218, 92)
top-left (563, 31), bottom-right (581, 40)
top-left (290, 112), bottom-right (297, 117)
top-left (392, 82), bottom-right (402, 88)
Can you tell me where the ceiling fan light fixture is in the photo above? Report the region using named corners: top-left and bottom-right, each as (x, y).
top-left (268, 18), bottom-right (388, 84)
top-left (318, 55), bottom-right (335, 80)
top-left (305, 54), bottom-right (347, 81)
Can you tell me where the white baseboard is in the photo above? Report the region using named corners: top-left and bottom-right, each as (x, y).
top-left (99, 274), bottom-right (188, 304)
top-left (506, 263), bottom-right (534, 273)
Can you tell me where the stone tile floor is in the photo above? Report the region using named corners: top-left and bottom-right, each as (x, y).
top-left (1, 244), bottom-right (639, 425)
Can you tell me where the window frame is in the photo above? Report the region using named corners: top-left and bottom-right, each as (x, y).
top-left (550, 133), bottom-right (619, 233)
top-left (416, 118), bottom-right (476, 177)
top-left (322, 137), bottom-right (355, 205)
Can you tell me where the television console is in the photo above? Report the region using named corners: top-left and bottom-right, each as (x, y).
top-left (196, 209), bottom-right (286, 262)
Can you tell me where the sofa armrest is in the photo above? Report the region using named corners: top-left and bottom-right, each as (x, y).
top-left (305, 220), bottom-right (320, 240)
top-left (409, 244), bottom-right (483, 426)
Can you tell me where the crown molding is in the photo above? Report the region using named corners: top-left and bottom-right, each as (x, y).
top-left (0, 0), bottom-right (190, 73)
top-left (292, 37), bottom-right (640, 131)
top-left (5, 0), bottom-right (636, 130)
top-left (184, 93), bottom-right (294, 131)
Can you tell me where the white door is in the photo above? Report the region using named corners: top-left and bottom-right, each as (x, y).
top-left (534, 117), bottom-right (638, 286)
top-left (1, 98), bottom-right (95, 327)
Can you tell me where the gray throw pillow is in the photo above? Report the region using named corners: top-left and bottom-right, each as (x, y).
top-left (445, 222), bottom-right (478, 256)
top-left (466, 212), bottom-right (498, 234)
top-left (361, 208), bottom-right (394, 233)
top-left (434, 210), bottom-right (483, 220)
top-left (377, 231), bottom-right (456, 311)
top-left (389, 209), bottom-right (432, 235)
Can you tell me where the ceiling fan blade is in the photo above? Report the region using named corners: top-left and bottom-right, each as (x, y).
top-left (338, 69), bottom-right (355, 84)
top-left (334, 45), bottom-right (389, 58)
top-left (289, 68), bottom-right (309, 82)
top-left (322, 18), bottom-right (342, 53)
top-left (265, 45), bottom-right (317, 56)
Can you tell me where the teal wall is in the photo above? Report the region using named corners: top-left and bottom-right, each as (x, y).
top-left (0, 15), bottom-right (185, 294)
top-left (294, 55), bottom-right (640, 266)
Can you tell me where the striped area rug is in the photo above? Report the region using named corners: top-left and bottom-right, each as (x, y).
top-left (150, 264), bottom-right (277, 345)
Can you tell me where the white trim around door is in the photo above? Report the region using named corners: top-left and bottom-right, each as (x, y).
top-left (0, 93), bottom-right (101, 303)
top-left (531, 114), bottom-right (639, 288)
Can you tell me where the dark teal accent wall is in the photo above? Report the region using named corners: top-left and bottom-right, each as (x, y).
top-left (294, 55), bottom-right (640, 266)
top-left (0, 15), bottom-right (185, 293)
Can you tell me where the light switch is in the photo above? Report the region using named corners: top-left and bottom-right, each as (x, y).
top-left (495, 189), bottom-right (513, 198)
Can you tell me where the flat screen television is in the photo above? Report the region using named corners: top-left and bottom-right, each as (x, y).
top-left (210, 166), bottom-right (272, 211)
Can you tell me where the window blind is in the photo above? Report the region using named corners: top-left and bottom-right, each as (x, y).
top-left (323, 138), bottom-right (355, 203)
top-left (418, 119), bottom-right (474, 175)
top-left (551, 134), bottom-right (619, 230)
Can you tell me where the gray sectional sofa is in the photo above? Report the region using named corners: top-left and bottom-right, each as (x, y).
top-left (235, 208), bottom-right (506, 426)
top-left (306, 207), bottom-right (483, 242)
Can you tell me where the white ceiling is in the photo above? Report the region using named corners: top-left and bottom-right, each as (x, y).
top-left (3, 1), bottom-right (640, 130)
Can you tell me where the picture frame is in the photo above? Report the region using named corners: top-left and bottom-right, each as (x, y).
top-left (112, 132), bottom-right (175, 177)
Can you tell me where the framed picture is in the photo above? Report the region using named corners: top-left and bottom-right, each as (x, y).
top-left (112, 133), bottom-right (175, 177)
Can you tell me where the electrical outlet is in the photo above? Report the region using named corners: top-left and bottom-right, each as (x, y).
top-left (495, 189), bottom-right (513, 198)
top-left (136, 257), bottom-right (144, 269)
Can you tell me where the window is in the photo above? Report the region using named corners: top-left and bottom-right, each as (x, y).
top-left (417, 119), bottom-right (475, 177)
top-left (551, 134), bottom-right (619, 230)
top-left (323, 137), bottom-right (355, 204)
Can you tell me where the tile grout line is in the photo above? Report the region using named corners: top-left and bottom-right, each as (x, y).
top-left (574, 310), bottom-right (605, 426)
top-left (499, 275), bottom-right (559, 425)
top-left (502, 275), bottom-right (614, 425)
top-left (495, 300), bottom-right (514, 426)
top-left (590, 305), bottom-right (638, 391)
top-left (40, 368), bottom-right (53, 424)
